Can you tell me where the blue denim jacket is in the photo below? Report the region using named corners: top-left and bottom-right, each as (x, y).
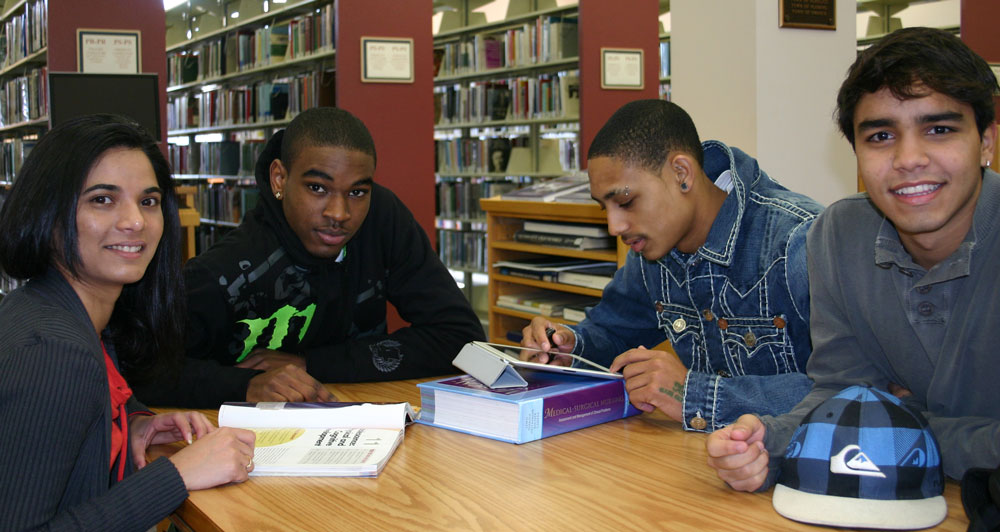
top-left (570, 141), bottom-right (822, 431)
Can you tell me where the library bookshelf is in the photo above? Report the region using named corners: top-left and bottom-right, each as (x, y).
top-left (0, 0), bottom-right (173, 291)
top-left (164, 0), bottom-right (335, 253)
top-left (480, 197), bottom-right (626, 346)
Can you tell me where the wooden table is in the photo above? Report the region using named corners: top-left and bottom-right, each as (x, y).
top-left (165, 379), bottom-right (970, 532)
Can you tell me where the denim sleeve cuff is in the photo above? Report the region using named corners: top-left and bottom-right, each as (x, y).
top-left (681, 370), bottom-right (721, 433)
top-left (565, 325), bottom-right (583, 357)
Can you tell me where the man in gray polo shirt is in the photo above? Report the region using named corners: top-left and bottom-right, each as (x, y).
top-left (706, 27), bottom-right (1000, 490)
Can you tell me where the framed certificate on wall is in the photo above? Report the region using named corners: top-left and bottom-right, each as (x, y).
top-left (361, 36), bottom-right (414, 83)
top-left (77, 29), bottom-right (141, 74)
top-left (601, 48), bottom-right (644, 90)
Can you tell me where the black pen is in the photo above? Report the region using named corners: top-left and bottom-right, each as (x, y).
top-left (541, 327), bottom-right (558, 361)
top-left (544, 327), bottom-right (557, 346)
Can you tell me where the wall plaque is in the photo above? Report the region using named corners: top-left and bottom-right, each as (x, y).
top-left (780, 0), bottom-right (836, 30)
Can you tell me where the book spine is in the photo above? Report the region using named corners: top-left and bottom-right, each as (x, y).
top-left (556, 273), bottom-right (611, 290)
top-left (498, 267), bottom-right (555, 282)
top-left (535, 381), bottom-right (638, 441)
top-left (513, 230), bottom-right (581, 247)
top-left (522, 221), bottom-right (607, 238)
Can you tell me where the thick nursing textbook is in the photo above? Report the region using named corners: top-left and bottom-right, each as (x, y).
top-left (416, 371), bottom-right (640, 444)
top-left (218, 402), bottom-right (415, 477)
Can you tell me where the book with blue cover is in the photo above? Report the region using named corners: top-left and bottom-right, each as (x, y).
top-left (417, 370), bottom-right (640, 444)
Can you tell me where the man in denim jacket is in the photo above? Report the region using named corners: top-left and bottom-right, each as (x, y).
top-left (522, 100), bottom-right (823, 432)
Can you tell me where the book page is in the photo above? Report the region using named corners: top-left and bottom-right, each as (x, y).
top-left (249, 428), bottom-right (403, 477)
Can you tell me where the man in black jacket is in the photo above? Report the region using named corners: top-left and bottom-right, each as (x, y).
top-left (136, 107), bottom-right (484, 407)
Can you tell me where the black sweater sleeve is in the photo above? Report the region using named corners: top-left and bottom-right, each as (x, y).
top-left (303, 190), bottom-right (484, 381)
top-left (131, 259), bottom-right (261, 409)
top-left (0, 338), bottom-right (187, 532)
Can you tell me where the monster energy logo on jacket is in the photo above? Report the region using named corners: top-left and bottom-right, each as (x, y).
top-left (235, 303), bottom-right (316, 362)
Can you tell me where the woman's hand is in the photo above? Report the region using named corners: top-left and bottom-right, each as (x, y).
top-left (130, 411), bottom-right (215, 468)
top-left (168, 427), bottom-right (258, 490)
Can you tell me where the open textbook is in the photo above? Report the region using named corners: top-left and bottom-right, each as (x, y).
top-left (218, 402), bottom-right (415, 477)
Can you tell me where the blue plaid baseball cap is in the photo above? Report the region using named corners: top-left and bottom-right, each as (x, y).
top-left (771, 386), bottom-right (946, 529)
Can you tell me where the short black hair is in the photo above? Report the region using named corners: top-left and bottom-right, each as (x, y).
top-left (588, 99), bottom-right (704, 172)
top-left (0, 114), bottom-right (184, 385)
top-left (837, 27), bottom-right (999, 146)
top-left (280, 107), bottom-right (377, 170)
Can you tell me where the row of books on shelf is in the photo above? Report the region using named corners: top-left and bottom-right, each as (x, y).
top-left (434, 73), bottom-right (579, 125)
top-left (495, 254), bottom-right (616, 291)
top-left (195, 182), bottom-right (260, 225)
top-left (499, 174), bottom-right (594, 203)
top-left (433, 15), bottom-right (578, 77)
top-left (437, 229), bottom-right (487, 272)
top-left (436, 137), bottom-right (578, 175)
top-left (167, 4), bottom-right (334, 86)
top-left (659, 81), bottom-right (671, 101)
top-left (496, 290), bottom-right (600, 322)
top-left (0, 0), bottom-right (46, 70)
top-left (169, 139), bottom-right (265, 177)
top-left (167, 72), bottom-right (334, 130)
top-left (0, 66), bottom-right (45, 127)
top-left (437, 177), bottom-right (520, 220)
top-left (511, 218), bottom-right (613, 251)
top-left (195, 224), bottom-right (231, 255)
top-left (659, 40), bottom-right (670, 78)
top-left (0, 136), bottom-right (36, 183)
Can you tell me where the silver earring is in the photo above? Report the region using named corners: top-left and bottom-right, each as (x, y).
top-left (275, 192), bottom-right (282, 200)
top-left (988, 161), bottom-right (992, 168)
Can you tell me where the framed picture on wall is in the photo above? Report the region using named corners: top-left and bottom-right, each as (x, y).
top-left (600, 48), bottom-right (643, 90)
top-left (77, 29), bottom-right (141, 74)
top-left (361, 36), bottom-right (414, 83)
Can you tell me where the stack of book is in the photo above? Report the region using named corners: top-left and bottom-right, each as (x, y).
top-left (501, 174), bottom-right (588, 202)
top-left (511, 219), bottom-right (614, 250)
top-left (496, 290), bottom-right (599, 318)
top-left (417, 370), bottom-right (639, 444)
top-left (493, 257), bottom-right (616, 291)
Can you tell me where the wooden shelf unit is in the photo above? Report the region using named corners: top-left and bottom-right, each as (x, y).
top-left (480, 197), bottom-right (626, 346)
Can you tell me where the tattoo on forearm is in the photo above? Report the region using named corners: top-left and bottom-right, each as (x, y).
top-left (659, 382), bottom-right (685, 402)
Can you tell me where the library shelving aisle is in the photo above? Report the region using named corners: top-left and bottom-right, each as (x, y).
top-left (659, 31), bottom-right (670, 100)
top-left (432, 0), bottom-right (585, 326)
top-left (454, 0), bottom-right (659, 334)
top-left (164, 0), bottom-right (335, 253)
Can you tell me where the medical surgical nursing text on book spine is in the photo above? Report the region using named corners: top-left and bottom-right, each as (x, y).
top-left (535, 382), bottom-right (633, 438)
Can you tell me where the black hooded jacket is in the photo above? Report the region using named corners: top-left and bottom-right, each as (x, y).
top-left (133, 131), bottom-right (483, 407)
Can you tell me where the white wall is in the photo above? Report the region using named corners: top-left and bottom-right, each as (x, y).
top-left (754, 0), bottom-right (857, 205)
top-left (671, 1), bottom-right (759, 155)
top-left (672, 0), bottom-right (858, 206)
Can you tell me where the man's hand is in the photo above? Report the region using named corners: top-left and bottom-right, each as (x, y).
top-left (706, 414), bottom-right (770, 492)
top-left (245, 364), bottom-right (335, 402)
top-left (236, 349), bottom-right (307, 371)
top-left (130, 411), bottom-right (215, 468)
top-left (520, 317), bottom-right (575, 365)
top-left (888, 382), bottom-right (913, 399)
top-left (609, 346), bottom-right (687, 420)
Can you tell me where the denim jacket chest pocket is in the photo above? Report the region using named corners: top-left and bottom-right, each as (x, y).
top-left (716, 315), bottom-right (795, 374)
top-left (654, 303), bottom-right (710, 371)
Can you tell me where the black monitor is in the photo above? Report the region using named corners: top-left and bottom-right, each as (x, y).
top-left (48, 72), bottom-right (161, 141)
